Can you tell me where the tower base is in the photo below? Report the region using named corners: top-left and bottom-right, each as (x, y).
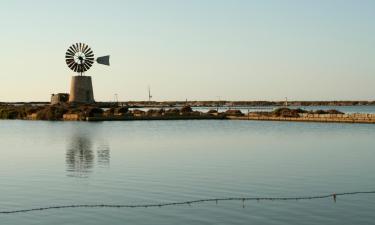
top-left (69, 76), bottom-right (95, 104)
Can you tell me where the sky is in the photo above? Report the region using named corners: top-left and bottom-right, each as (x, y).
top-left (0, 0), bottom-right (374, 102)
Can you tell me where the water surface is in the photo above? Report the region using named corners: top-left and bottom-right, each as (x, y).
top-left (0, 120), bottom-right (374, 224)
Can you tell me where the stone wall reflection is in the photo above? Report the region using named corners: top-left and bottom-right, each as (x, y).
top-left (66, 136), bottom-right (110, 178)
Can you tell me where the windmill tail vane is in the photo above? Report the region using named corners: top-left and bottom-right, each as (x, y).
top-left (96, 55), bottom-right (110, 66)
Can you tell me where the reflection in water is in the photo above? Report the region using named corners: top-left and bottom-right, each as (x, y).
top-left (66, 136), bottom-right (110, 178)
top-left (97, 144), bottom-right (110, 167)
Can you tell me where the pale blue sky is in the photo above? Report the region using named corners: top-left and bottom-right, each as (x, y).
top-left (0, 0), bottom-right (374, 101)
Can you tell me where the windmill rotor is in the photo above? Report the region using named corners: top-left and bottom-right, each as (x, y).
top-left (65, 43), bottom-right (110, 75)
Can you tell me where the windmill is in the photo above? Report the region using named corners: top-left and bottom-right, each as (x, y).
top-left (65, 43), bottom-right (110, 103)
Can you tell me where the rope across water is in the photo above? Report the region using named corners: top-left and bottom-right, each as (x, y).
top-left (1, 191), bottom-right (374, 214)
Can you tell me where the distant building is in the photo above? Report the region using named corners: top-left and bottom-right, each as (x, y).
top-left (51, 93), bottom-right (69, 105)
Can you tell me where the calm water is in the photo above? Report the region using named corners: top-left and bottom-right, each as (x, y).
top-left (1, 120), bottom-right (375, 224)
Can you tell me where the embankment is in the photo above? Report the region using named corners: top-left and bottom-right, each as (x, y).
top-left (229, 113), bottom-right (375, 124)
top-left (1, 104), bottom-right (375, 124)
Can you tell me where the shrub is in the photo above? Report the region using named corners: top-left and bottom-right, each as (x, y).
top-left (115, 107), bottom-right (129, 114)
top-left (272, 108), bottom-right (307, 117)
top-left (146, 109), bottom-right (160, 116)
top-left (85, 107), bottom-right (103, 117)
top-left (181, 105), bottom-right (193, 113)
top-left (207, 109), bottom-right (218, 114)
top-left (326, 109), bottom-right (344, 114)
top-left (131, 109), bottom-right (145, 116)
top-left (225, 109), bottom-right (244, 116)
top-left (36, 106), bottom-right (68, 120)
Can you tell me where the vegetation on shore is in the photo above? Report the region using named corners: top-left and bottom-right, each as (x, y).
top-left (252, 108), bottom-right (344, 118)
top-left (0, 104), bottom-right (102, 120)
top-left (0, 103), bottom-right (345, 121)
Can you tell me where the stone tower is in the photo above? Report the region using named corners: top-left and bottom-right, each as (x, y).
top-left (68, 76), bottom-right (95, 103)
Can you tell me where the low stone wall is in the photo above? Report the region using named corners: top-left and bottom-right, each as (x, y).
top-left (58, 112), bottom-right (375, 123)
top-left (63, 113), bottom-right (81, 121)
top-left (26, 113), bottom-right (38, 120)
top-left (85, 114), bottom-right (225, 121)
top-left (229, 113), bottom-right (375, 124)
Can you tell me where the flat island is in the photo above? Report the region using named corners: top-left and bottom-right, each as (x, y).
top-left (1, 103), bottom-right (375, 124)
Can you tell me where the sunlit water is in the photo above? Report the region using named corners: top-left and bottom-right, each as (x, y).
top-left (0, 120), bottom-right (375, 224)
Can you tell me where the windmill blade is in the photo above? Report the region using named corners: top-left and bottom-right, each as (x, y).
top-left (67, 61), bottom-right (76, 68)
top-left (83, 46), bottom-right (91, 54)
top-left (85, 54), bottom-right (94, 59)
top-left (75, 64), bottom-right (81, 72)
top-left (66, 58), bottom-right (74, 63)
top-left (85, 49), bottom-right (93, 55)
top-left (83, 64), bottom-right (89, 72)
top-left (82, 44), bottom-right (89, 54)
top-left (66, 58), bottom-right (74, 64)
top-left (66, 49), bottom-right (75, 56)
top-left (65, 54), bottom-right (74, 59)
top-left (68, 64), bottom-right (76, 70)
top-left (85, 62), bottom-right (93, 68)
top-left (66, 57), bottom-right (74, 63)
top-left (96, 55), bottom-right (110, 66)
top-left (83, 63), bottom-right (90, 71)
top-left (70, 63), bottom-right (77, 72)
top-left (86, 58), bottom-right (94, 63)
top-left (66, 59), bottom-right (74, 65)
top-left (69, 46), bottom-right (76, 54)
top-left (70, 64), bottom-right (76, 70)
top-left (72, 44), bottom-right (78, 53)
top-left (67, 63), bottom-right (74, 70)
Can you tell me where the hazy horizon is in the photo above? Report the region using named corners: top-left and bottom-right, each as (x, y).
top-left (1, 0), bottom-right (374, 102)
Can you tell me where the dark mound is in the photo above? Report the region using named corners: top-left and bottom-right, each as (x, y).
top-left (207, 109), bottom-right (218, 114)
top-left (272, 108), bottom-right (307, 117)
top-left (181, 105), bottom-right (193, 113)
top-left (225, 109), bottom-right (244, 116)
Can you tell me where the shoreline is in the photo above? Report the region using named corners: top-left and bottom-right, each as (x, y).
top-left (1, 104), bottom-right (375, 124)
top-left (228, 114), bottom-right (375, 124)
top-left (84, 114), bottom-right (375, 124)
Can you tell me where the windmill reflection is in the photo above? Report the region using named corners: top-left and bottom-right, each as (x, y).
top-left (97, 144), bottom-right (110, 167)
top-left (66, 136), bottom-right (110, 178)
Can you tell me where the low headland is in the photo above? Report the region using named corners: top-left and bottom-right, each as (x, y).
top-left (0, 103), bottom-right (374, 124)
